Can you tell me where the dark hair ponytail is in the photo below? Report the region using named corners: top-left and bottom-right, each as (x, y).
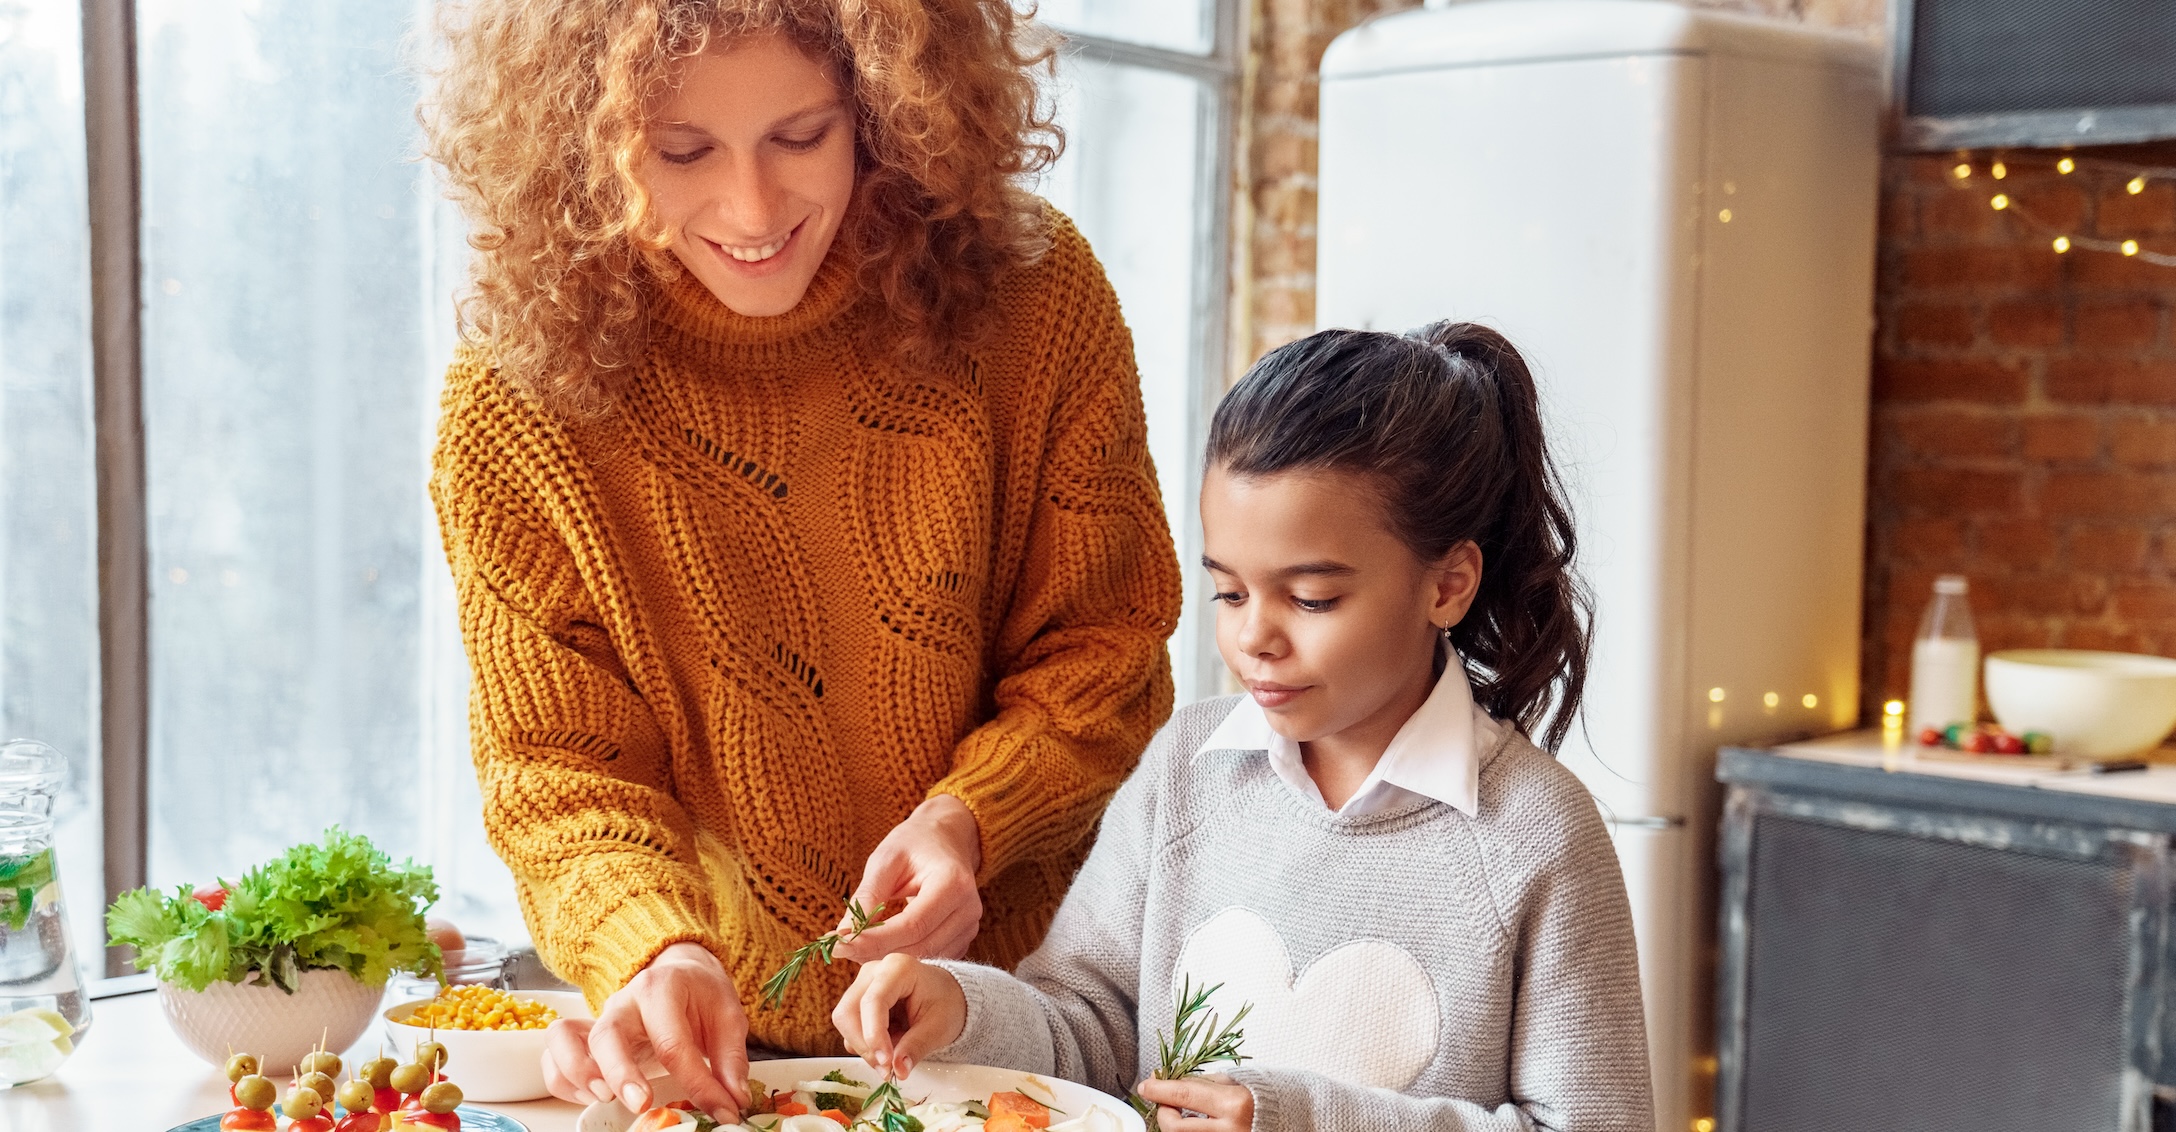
top-left (1204, 321), bottom-right (1592, 751)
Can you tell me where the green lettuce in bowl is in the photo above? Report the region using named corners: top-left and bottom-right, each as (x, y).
top-left (106, 827), bottom-right (444, 993)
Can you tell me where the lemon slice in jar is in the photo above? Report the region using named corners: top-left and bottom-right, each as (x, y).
top-left (0, 1006), bottom-right (75, 1085)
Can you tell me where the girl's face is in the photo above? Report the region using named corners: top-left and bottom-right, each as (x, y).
top-left (640, 32), bottom-right (857, 318)
top-left (1201, 465), bottom-right (1482, 755)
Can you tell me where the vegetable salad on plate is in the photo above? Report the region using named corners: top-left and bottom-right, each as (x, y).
top-left (631, 1070), bottom-right (1123, 1132)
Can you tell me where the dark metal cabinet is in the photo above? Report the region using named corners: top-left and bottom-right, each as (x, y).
top-left (1715, 749), bottom-right (2176, 1132)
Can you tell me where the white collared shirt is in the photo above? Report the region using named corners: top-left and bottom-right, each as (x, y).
top-left (1195, 661), bottom-right (1501, 817)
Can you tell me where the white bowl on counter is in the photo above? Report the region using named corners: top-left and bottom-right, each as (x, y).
top-left (160, 967), bottom-right (386, 1076)
top-left (382, 988), bottom-right (592, 1102)
top-left (1984, 648), bottom-right (2176, 758)
top-left (578, 1055), bottom-right (1144, 1132)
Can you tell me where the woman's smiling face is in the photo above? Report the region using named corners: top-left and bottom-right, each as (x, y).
top-left (639, 31), bottom-right (857, 318)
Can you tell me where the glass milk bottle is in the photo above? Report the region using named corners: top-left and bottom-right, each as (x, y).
top-left (1908, 575), bottom-right (1979, 736)
top-left (0, 740), bottom-right (91, 1087)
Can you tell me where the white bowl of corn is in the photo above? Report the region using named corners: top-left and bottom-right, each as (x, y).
top-left (382, 984), bottom-right (591, 1102)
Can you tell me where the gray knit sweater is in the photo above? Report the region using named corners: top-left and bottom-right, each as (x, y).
top-left (929, 695), bottom-right (1652, 1131)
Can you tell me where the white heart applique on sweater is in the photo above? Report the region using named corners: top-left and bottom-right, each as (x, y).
top-left (1173, 905), bottom-right (1440, 1090)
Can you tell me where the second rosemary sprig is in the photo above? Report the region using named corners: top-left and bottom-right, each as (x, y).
top-left (758, 898), bottom-right (890, 1010)
top-left (1128, 976), bottom-right (1251, 1122)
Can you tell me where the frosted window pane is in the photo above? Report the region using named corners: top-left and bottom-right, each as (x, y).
top-left (1031, 0), bottom-right (1214, 54)
top-left (1038, 60), bottom-right (1211, 700)
top-left (0, 1), bottom-right (102, 968)
top-left (137, 0), bottom-right (522, 944)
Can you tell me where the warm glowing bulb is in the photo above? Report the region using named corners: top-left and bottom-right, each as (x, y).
top-left (1718, 208), bottom-right (1733, 223)
top-left (1708, 687), bottom-right (1727, 703)
top-left (1763, 692), bottom-right (1780, 708)
top-left (1884, 699), bottom-right (1906, 717)
top-left (1991, 194), bottom-right (2009, 210)
top-left (2057, 157), bottom-right (2076, 174)
top-left (2054, 235), bottom-right (2072, 253)
top-left (1803, 693), bottom-right (1819, 709)
top-left (1951, 162), bottom-right (1971, 180)
top-left (2129, 176), bottom-right (2148, 194)
top-left (2124, 240), bottom-right (2141, 256)
top-left (1693, 1120), bottom-right (1717, 1132)
top-left (1992, 161), bottom-right (2007, 179)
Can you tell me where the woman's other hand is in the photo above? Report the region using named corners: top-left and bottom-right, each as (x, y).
top-left (1134, 1075), bottom-right (1256, 1132)
top-left (540, 942), bottom-right (751, 1117)
top-left (833, 795), bottom-right (983, 962)
top-left (832, 952), bottom-right (968, 1079)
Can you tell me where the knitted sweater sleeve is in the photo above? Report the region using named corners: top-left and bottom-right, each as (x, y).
top-left (922, 722), bottom-right (1170, 1100)
top-left (431, 359), bottom-right (726, 1006)
top-left (926, 216), bottom-right (1184, 884)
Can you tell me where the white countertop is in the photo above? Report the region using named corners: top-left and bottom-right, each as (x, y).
top-left (0, 987), bottom-right (584, 1132)
top-left (1770, 728), bottom-right (2176, 805)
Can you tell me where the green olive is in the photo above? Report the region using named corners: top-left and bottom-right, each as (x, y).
top-left (420, 1081), bottom-right (464, 1115)
top-left (415, 1041), bottom-right (449, 1072)
top-left (282, 1086), bottom-right (324, 1120)
top-left (336, 1079), bottom-right (375, 1114)
top-left (224, 1053), bottom-right (260, 1083)
top-left (390, 1062), bottom-right (433, 1095)
top-left (233, 1075), bottom-right (276, 1111)
top-left (359, 1057), bottom-right (397, 1090)
top-left (297, 1071), bottom-right (338, 1102)
top-left (300, 1050), bottom-right (343, 1080)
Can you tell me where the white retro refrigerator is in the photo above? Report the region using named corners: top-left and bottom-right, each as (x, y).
top-left (1315, 2), bottom-right (1881, 1127)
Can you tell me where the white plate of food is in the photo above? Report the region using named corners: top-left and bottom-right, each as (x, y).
top-left (578, 1056), bottom-right (1144, 1132)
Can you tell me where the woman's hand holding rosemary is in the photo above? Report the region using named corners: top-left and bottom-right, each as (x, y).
top-left (1129, 978), bottom-right (1252, 1124)
top-left (758, 899), bottom-right (890, 1010)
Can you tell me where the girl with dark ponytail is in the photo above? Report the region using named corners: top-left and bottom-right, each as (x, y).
top-left (831, 324), bottom-right (1653, 1132)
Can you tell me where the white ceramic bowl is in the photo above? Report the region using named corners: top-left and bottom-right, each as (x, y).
top-left (382, 989), bottom-right (592, 1103)
top-left (159, 967), bottom-right (386, 1075)
top-left (1984, 648), bottom-right (2176, 757)
top-left (578, 1056), bottom-right (1146, 1132)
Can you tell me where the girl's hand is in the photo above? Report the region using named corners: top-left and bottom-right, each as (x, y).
top-left (833, 795), bottom-right (984, 962)
top-left (1135, 1075), bottom-right (1255, 1132)
top-left (831, 952), bottom-right (968, 1079)
top-left (541, 942), bottom-right (751, 1118)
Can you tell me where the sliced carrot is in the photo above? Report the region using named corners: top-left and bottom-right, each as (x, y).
top-left (983, 1113), bottom-right (1036, 1132)
top-left (628, 1109), bottom-right (687, 1132)
top-left (990, 1092), bottom-right (1053, 1130)
top-left (775, 1102), bottom-right (811, 1117)
top-left (820, 1110), bottom-right (851, 1126)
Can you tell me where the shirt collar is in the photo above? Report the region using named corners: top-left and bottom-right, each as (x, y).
top-left (1196, 661), bottom-right (1492, 817)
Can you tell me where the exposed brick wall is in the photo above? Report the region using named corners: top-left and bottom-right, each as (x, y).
top-left (1863, 148), bottom-right (2176, 710)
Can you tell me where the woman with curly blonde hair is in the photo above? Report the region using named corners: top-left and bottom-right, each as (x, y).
top-left (422, 0), bottom-right (1181, 1116)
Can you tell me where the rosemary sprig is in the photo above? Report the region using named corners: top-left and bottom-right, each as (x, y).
top-left (1128, 977), bottom-right (1252, 1122)
top-left (855, 1078), bottom-right (923, 1132)
top-left (758, 899), bottom-right (889, 1010)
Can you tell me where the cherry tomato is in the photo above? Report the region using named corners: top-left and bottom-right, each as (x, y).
top-left (1917, 728), bottom-right (1944, 747)
top-left (1995, 733), bottom-right (2027, 755)
top-left (219, 1111), bottom-right (278, 1132)
top-left (193, 884), bottom-right (228, 911)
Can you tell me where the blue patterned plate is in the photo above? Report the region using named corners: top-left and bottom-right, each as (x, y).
top-left (167, 1105), bottom-right (528, 1132)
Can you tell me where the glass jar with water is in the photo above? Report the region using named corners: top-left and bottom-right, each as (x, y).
top-left (0, 739), bottom-right (90, 1086)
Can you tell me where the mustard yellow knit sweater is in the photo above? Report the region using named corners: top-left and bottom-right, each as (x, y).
top-left (430, 213), bottom-right (1182, 1053)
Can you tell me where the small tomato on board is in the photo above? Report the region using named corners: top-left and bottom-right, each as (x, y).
top-left (404, 1114), bottom-right (461, 1132)
top-left (332, 1115), bottom-right (383, 1132)
top-left (287, 1117), bottom-right (335, 1132)
top-left (192, 884), bottom-right (228, 911)
top-left (218, 1110), bottom-right (278, 1132)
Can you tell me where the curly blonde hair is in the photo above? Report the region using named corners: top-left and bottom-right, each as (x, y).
top-left (422, 0), bottom-right (1063, 414)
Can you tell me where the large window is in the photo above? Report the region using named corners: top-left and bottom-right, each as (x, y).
top-left (0, 0), bottom-right (1236, 973)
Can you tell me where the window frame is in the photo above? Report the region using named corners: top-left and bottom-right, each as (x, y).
top-left (71, 0), bottom-right (1242, 978)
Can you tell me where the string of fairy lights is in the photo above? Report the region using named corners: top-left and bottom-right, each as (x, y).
top-left (1951, 153), bottom-right (2176, 268)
